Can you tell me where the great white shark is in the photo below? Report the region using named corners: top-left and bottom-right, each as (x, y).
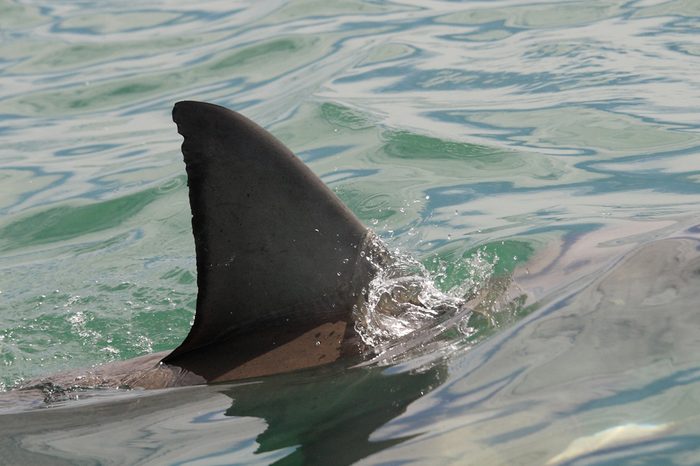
top-left (20, 101), bottom-right (389, 392)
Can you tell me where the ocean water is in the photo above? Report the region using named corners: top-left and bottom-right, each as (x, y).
top-left (1, 0), bottom-right (700, 464)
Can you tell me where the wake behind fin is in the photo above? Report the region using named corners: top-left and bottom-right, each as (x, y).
top-left (163, 101), bottom-right (379, 380)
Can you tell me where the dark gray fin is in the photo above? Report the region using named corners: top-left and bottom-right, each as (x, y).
top-left (162, 101), bottom-right (377, 380)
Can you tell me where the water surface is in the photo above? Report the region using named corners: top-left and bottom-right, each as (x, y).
top-left (2, 0), bottom-right (700, 464)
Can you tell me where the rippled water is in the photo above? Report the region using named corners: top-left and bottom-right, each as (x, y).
top-left (2, 0), bottom-right (700, 464)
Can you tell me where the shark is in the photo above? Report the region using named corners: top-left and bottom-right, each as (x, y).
top-left (19, 101), bottom-right (389, 393)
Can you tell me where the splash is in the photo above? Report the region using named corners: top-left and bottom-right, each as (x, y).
top-left (353, 234), bottom-right (499, 353)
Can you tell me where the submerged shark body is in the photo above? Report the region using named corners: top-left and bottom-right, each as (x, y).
top-left (21, 101), bottom-right (386, 392)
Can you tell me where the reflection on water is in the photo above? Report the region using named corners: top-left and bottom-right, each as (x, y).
top-left (2, 0), bottom-right (700, 464)
top-left (224, 364), bottom-right (446, 465)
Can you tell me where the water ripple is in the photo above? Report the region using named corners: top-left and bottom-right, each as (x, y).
top-left (2, 0), bottom-right (700, 463)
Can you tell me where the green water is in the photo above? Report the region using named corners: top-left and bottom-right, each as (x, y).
top-left (2, 0), bottom-right (700, 464)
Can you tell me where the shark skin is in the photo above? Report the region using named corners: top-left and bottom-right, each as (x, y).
top-left (19, 101), bottom-right (383, 392)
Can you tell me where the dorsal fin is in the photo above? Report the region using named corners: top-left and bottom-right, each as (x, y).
top-left (162, 101), bottom-right (375, 376)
